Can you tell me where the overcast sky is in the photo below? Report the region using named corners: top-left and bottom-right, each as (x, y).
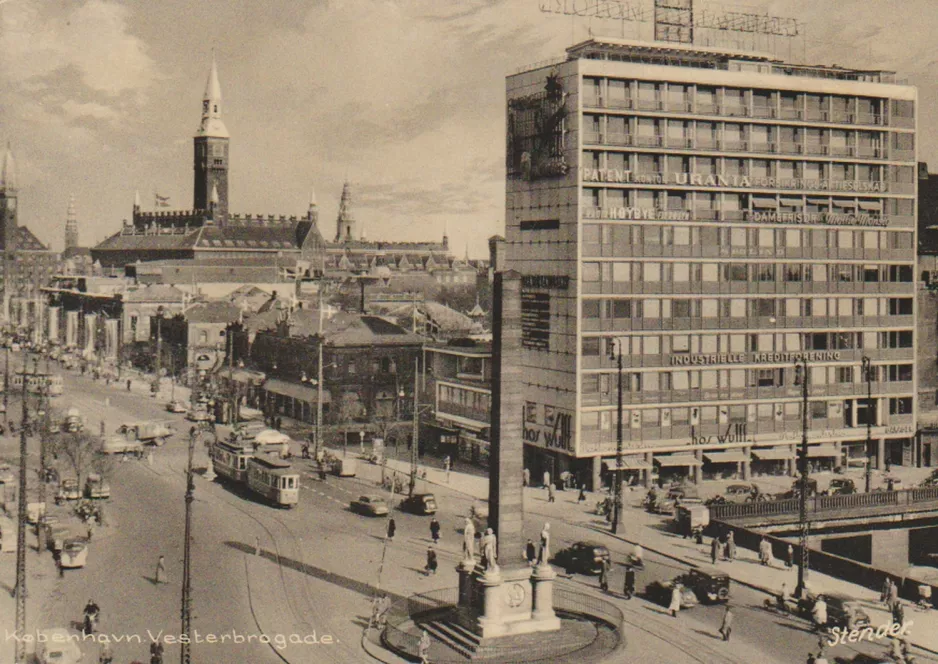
top-left (2, 0), bottom-right (936, 256)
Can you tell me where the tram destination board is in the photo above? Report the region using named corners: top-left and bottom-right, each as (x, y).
top-left (521, 291), bottom-right (550, 350)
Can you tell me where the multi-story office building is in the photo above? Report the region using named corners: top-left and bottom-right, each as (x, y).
top-left (505, 37), bottom-right (918, 488)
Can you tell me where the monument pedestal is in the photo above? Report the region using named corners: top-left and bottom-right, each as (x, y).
top-left (456, 562), bottom-right (561, 639)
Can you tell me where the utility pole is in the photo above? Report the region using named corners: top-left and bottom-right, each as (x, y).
top-left (4, 345), bottom-right (10, 428)
top-left (13, 354), bottom-right (28, 664)
top-left (316, 287), bottom-right (324, 458)
top-left (34, 357), bottom-right (48, 554)
top-left (408, 356), bottom-right (419, 497)
top-left (862, 356), bottom-right (874, 493)
top-left (612, 342), bottom-right (624, 534)
top-left (154, 306), bottom-right (164, 397)
top-left (795, 359), bottom-right (811, 598)
top-left (180, 429), bottom-right (196, 664)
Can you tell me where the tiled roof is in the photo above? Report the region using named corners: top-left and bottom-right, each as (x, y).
top-left (246, 308), bottom-right (423, 347)
top-left (184, 300), bottom-right (243, 324)
top-left (124, 284), bottom-right (187, 303)
top-left (11, 226), bottom-right (50, 251)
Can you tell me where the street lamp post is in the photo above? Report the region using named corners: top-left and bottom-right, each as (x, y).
top-left (409, 357), bottom-right (419, 497)
top-left (794, 359), bottom-right (811, 598)
top-left (4, 345), bottom-right (9, 428)
top-left (180, 428), bottom-right (196, 664)
top-left (861, 356), bottom-right (874, 493)
top-left (13, 354), bottom-right (28, 664)
top-left (612, 340), bottom-right (624, 535)
top-left (153, 306), bottom-right (164, 397)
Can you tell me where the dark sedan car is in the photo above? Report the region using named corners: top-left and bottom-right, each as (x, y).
top-left (400, 493), bottom-right (437, 515)
top-left (552, 542), bottom-right (611, 575)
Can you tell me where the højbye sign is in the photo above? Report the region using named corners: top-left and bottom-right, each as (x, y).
top-left (581, 168), bottom-right (887, 193)
top-left (582, 207), bottom-right (691, 221)
top-left (670, 351), bottom-right (841, 366)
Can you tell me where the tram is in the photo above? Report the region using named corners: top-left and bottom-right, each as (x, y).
top-left (211, 440), bottom-right (253, 483)
top-left (8, 373), bottom-right (63, 396)
top-left (245, 454), bottom-right (299, 508)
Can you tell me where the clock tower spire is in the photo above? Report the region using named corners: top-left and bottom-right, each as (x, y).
top-left (193, 51), bottom-right (229, 223)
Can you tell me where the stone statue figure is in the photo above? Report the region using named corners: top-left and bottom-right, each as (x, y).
top-left (481, 528), bottom-right (498, 572)
top-left (463, 517), bottom-right (476, 560)
top-left (539, 523), bottom-right (551, 564)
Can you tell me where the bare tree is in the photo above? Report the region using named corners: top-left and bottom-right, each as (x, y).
top-left (57, 431), bottom-right (102, 488)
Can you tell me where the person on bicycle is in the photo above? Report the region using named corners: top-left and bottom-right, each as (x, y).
top-left (83, 599), bottom-right (100, 635)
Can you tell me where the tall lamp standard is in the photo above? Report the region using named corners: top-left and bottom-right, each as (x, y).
top-left (794, 359), bottom-right (811, 598)
top-left (611, 338), bottom-right (625, 535)
top-left (153, 305), bottom-right (164, 397)
top-left (861, 356), bottom-right (874, 493)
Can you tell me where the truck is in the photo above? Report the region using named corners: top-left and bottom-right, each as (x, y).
top-left (101, 435), bottom-right (145, 457)
top-left (84, 473), bottom-right (110, 500)
top-left (674, 504), bottom-right (710, 537)
top-left (64, 407), bottom-right (84, 433)
top-left (117, 420), bottom-right (174, 446)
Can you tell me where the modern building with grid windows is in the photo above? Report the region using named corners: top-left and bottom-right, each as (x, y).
top-left (505, 37), bottom-right (918, 490)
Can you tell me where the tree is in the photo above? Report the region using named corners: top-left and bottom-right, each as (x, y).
top-left (56, 431), bottom-right (102, 488)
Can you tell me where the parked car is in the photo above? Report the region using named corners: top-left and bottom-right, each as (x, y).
top-left (828, 478), bottom-right (857, 495)
top-left (56, 479), bottom-right (81, 503)
top-left (36, 627), bottom-right (83, 664)
top-left (166, 400), bottom-right (187, 413)
top-left (400, 493), bottom-right (437, 515)
top-left (351, 495), bottom-right (389, 516)
top-left (680, 566), bottom-right (731, 604)
top-left (84, 473), bottom-right (110, 500)
top-left (797, 592), bottom-right (870, 630)
top-left (60, 538), bottom-right (88, 569)
top-left (186, 409), bottom-right (213, 422)
top-left (552, 542), bottom-right (611, 575)
top-left (724, 484), bottom-right (758, 503)
top-left (645, 577), bottom-right (699, 609)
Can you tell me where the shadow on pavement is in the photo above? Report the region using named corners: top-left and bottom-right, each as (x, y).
top-left (226, 540), bottom-right (408, 603)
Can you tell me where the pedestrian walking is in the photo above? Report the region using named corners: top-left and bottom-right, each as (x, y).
top-left (149, 640), bottom-right (164, 664)
top-left (881, 578), bottom-right (892, 604)
top-left (888, 578), bottom-right (899, 608)
top-left (786, 544), bottom-right (794, 568)
top-left (418, 629), bottom-right (431, 664)
top-left (425, 547), bottom-right (438, 576)
top-left (547, 483), bottom-right (556, 503)
top-left (126, 378), bottom-right (132, 392)
top-left (429, 517), bottom-right (441, 544)
top-left (543, 470), bottom-right (550, 489)
top-left (759, 537), bottom-right (771, 566)
top-left (86, 521), bottom-right (95, 541)
top-left (598, 557), bottom-right (610, 593)
top-left (443, 455), bottom-right (451, 483)
top-left (523, 467), bottom-right (530, 487)
top-left (711, 537), bottom-right (720, 565)
top-left (526, 539), bottom-right (537, 566)
top-left (726, 531), bottom-right (737, 561)
top-left (719, 605), bottom-right (733, 641)
top-left (387, 518), bottom-right (396, 542)
top-left (99, 641), bottom-right (113, 664)
top-left (577, 484), bottom-right (587, 504)
top-left (668, 584), bottom-right (682, 617)
top-left (56, 551), bottom-right (64, 578)
top-left (812, 594), bottom-right (828, 633)
top-left (155, 555), bottom-right (166, 584)
top-left (624, 565), bottom-right (636, 600)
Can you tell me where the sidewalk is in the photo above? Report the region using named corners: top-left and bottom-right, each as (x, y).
top-left (367, 453), bottom-right (938, 658)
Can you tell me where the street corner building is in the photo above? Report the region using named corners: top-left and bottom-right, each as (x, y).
top-left (504, 36), bottom-right (919, 490)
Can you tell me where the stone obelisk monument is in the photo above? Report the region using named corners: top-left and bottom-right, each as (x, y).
top-left (456, 270), bottom-right (560, 638)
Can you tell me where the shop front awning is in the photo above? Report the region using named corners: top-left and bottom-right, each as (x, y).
top-left (857, 200), bottom-right (882, 211)
top-left (263, 378), bottom-right (330, 403)
top-left (752, 196), bottom-right (778, 208)
top-left (703, 450), bottom-right (749, 464)
top-left (807, 443), bottom-right (839, 458)
top-left (609, 456), bottom-right (652, 471)
top-left (227, 369), bottom-right (266, 384)
top-left (654, 454), bottom-right (703, 468)
top-left (779, 197), bottom-right (804, 207)
top-left (752, 447), bottom-right (795, 461)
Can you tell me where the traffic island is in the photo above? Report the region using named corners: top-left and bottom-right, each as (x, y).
top-left (380, 585), bottom-right (624, 663)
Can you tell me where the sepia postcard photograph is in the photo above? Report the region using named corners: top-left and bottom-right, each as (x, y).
top-left (0, 1), bottom-right (936, 662)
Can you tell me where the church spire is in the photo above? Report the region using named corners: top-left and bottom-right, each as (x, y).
top-left (307, 187), bottom-right (319, 225)
top-left (197, 50), bottom-right (229, 139)
top-left (334, 181), bottom-right (357, 243)
top-left (1, 143), bottom-right (16, 193)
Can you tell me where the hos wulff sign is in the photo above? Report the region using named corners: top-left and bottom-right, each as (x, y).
top-left (522, 404), bottom-right (573, 452)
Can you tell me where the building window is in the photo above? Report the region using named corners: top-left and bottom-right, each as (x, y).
top-left (525, 402), bottom-right (538, 424)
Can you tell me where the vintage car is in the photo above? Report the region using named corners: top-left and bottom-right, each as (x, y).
top-left (36, 627), bottom-right (83, 664)
top-left (84, 473), bottom-right (110, 500)
top-left (645, 577), bottom-right (700, 609)
top-left (101, 435), bottom-right (145, 457)
top-left (166, 400), bottom-right (188, 413)
top-left (64, 407), bottom-right (84, 433)
top-left (350, 495), bottom-right (390, 516)
top-left (56, 479), bottom-right (81, 503)
top-left (186, 409), bottom-right (214, 423)
top-left (680, 566), bottom-right (731, 604)
top-left (400, 493), bottom-right (437, 515)
top-left (118, 420), bottom-right (174, 445)
top-left (797, 592), bottom-right (871, 630)
top-left (828, 478), bottom-right (857, 495)
top-left (724, 484), bottom-right (759, 503)
top-left (60, 538), bottom-right (88, 569)
top-left (552, 542), bottom-right (611, 575)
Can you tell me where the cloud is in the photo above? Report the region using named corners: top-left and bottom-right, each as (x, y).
top-left (61, 100), bottom-right (119, 122)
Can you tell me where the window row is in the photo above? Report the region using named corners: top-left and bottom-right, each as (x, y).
top-left (438, 385), bottom-right (491, 412)
top-left (582, 188), bottom-right (914, 216)
top-left (583, 152), bottom-right (915, 185)
top-left (582, 224), bottom-right (914, 252)
top-left (579, 397), bottom-right (913, 431)
top-left (582, 261), bottom-right (915, 285)
top-left (582, 330), bottom-right (914, 358)
top-left (583, 364), bottom-right (912, 392)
